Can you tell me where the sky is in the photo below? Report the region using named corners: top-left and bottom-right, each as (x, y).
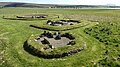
top-left (0, 0), bottom-right (120, 6)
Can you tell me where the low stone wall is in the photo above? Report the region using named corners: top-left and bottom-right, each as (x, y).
top-left (24, 40), bottom-right (83, 58)
top-left (47, 20), bottom-right (80, 26)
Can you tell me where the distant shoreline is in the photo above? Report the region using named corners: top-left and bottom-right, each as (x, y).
top-left (79, 8), bottom-right (120, 9)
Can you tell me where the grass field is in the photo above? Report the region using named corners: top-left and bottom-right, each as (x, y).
top-left (0, 8), bottom-right (120, 67)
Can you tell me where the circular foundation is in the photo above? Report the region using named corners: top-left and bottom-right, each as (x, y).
top-left (47, 20), bottom-right (80, 26)
top-left (24, 31), bottom-right (83, 58)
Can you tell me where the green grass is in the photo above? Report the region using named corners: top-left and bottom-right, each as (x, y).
top-left (0, 8), bottom-right (120, 67)
top-left (84, 21), bottom-right (120, 66)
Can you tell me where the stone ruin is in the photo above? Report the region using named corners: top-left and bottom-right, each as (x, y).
top-left (35, 31), bottom-right (75, 49)
top-left (24, 31), bottom-right (85, 58)
top-left (47, 20), bottom-right (80, 26)
top-left (16, 15), bottom-right (48, 19)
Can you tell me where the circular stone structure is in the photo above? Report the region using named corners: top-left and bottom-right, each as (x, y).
top-left (37, 31), bottom-right (75, 48)
top-left (16, 14), bottom-right (48, 19)
top-left (24, 31), bottom-right (83, 58)
top-left (3, 14), bottom-right (61, 20)
top-left (47, 20), bottom-right (80, 26)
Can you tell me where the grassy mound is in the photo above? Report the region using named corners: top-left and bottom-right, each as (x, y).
top-left (30, 20), bottom-right (92, 31)
top-left (24, 32), bottom-right (84, 58)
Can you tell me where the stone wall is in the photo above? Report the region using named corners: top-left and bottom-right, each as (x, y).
top-left (24, 41), bottom-right (83, 58)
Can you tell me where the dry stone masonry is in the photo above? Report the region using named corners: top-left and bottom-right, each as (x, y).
top-left (47, 20), bottom-right (80, 26)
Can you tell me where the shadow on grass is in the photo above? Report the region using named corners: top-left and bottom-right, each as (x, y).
top-left (23, 41), bottom-right (38, 56)
top-left (29, 25), bottom-right (57, 31)
top-left (3, 18), bottom-right (28, 20)
top-left (3, 18), bottom-right (47, 21)
top-left (29, 24), bottom-right (89, 31)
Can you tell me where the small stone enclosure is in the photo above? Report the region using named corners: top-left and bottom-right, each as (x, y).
top-left (35, 31), bottom-right (76, 49)
top-left (16, 15), bottom-right (48, 19)
top-left (47, 20), bottom-right (80, 26)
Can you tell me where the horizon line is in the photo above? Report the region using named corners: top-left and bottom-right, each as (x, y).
top-left (0, 1), bottom-right (118, 6)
